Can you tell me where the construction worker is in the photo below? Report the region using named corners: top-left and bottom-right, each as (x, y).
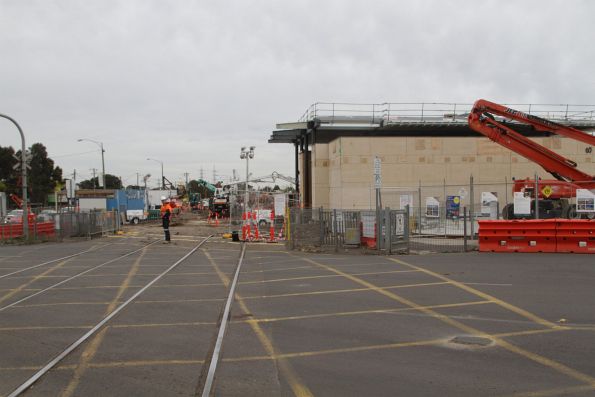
top-left (160, 196), bottom-right (171, 243)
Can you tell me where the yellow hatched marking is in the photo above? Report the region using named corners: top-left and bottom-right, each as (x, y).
top-left (205, 249), bottom-right (314, 397)
top-left (238, 269), bottom-right (421, 285)
top-left (241, 281), bottom-right (449, 300)
top-left (0, 327), bottom-right (570, 372)
top-left (245, 300), bottom-right (492, 324)
top-left (60, 246), bottom-right (148, 397)
top-left (299, 257), bottom-right (595, 387)
top-left (506, 385), bottom-right (595, 397)
top-left (388, 257), bottom-right (558, 328)
top-left (0, 258), bottom-right (77, 304)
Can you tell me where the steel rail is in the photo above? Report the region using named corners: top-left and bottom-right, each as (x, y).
top-left (0, 243), bottom-right (113, 280)
top-left (7, 236), bottom-right (211, 397)
top-left (0, 240), bottom-right (159, 313)
top-left (200, 243), bottom-right (247, 397)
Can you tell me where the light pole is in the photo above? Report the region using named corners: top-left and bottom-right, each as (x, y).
top-left (78, 138), bottom-right (106, 189)
top-left (0, 113), bottom-right (28, 239)
top-left (147, 158), bottom-right (164, 189)
top-left (240, 146), bottom-right (255, 214)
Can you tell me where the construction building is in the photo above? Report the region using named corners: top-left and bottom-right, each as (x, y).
top-left (269, 102), bottom-right (595, 209)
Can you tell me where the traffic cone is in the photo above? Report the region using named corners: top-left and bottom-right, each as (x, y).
top-left (269, 209), bottom-right (275, 242)
top-left (215, 212), bottom-right (219, 226)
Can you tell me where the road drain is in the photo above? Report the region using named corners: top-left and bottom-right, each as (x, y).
top-left (450, 335), bottom-right (493, 347)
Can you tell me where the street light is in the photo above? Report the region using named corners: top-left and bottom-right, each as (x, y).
top-left (78, 138), bottom-right (106, 190)
top-left (147, 158), bottom-right (164, 189)
top-left (240, 146), bottom-right (255, 214)
top-left (0, 113), bottom-right (28, 239)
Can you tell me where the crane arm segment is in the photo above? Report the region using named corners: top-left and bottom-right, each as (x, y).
top-left (468, 99), bottom-right (594, 184)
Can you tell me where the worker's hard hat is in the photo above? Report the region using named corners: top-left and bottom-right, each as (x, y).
top-left (160, 196), bottom-right (166, 201)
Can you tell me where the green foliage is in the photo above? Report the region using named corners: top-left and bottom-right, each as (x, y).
top-left (78, 174), bottom-right (122, 189)
top-left (0, 143), bottom-right (62, 205)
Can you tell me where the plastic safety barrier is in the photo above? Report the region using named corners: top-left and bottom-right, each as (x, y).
top-left (0, 222), bottom-right (56, 240)
top-left (556, 219), bottom-right (595, 253)
top-left (478, 220), bottom-right (557, 253)
top-left (479, 219), bottom-right (594, 253)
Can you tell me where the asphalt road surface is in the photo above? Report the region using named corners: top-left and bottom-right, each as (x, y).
top-left (0, 233), bottom-right (594, 397)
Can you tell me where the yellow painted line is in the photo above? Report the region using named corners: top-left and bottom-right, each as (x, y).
top-left (205, 249), bottom-right (314, 397)
top-left (13, 297), bottom-right (226, 309)
top-left (388, 257), bottom-right (558, 329)
top-left (61, 247), bottom-right (148, 397)
top-left (111, 321), bottom-right (217, 329)
top-left (90, 359), bottom-right (204, 368)
top-left (242, 265), bottom-right (316, 274)
top-left (238, 269), bottom-right (422, 286)
top-left (0, 325), bottom-right (93, 332)
top-left (224, 328), bottom-right (569, 363)
top-left (0, 328), bottom-right (570, 372)
top-left (241, 281), bottom-right (449, 300)
top-left (241, 300), bottom-right (492, 324)
top-left (298, 256), bottom-right (595, 388)
top-left (0, 257), bottom-right (76, 304)
top-left (506, 385), bottom-right (595, 397)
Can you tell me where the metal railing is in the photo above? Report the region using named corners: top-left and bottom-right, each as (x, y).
top-left (287, 208), bottom-right (409, 254)
top-left (298, 102), bottom-right (595, 127)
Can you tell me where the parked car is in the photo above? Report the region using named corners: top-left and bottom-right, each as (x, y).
top-left (37, 209), bottom-right (58, 222)
top-left (4, 209), bottom-right (24, 224)
top-left (3, 209), bottom-right (35, 224)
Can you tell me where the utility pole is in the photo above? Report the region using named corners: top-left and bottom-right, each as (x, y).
top-left (91, 168), bottom-right (97, 190)
top-left (136, 173), bottom-right (139, 187)
top-left (212, 167), bottom-right (216, 184)
top-left (184, 172), bottom-right (189, 190)
top-left (200, 167), bottom-right (204, 180)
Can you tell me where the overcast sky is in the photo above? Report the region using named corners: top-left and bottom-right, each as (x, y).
top-left (1, 0), bottom-right (594, 188)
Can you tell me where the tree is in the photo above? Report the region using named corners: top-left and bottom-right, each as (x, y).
top-left (78, 174), bottom-right (122, 190)
top-left (0, 146), bottom-right (18, 195)
top-left (23, 143), bottom-right (63, 204)
top-left (0, 143), bottom-right (62, 205)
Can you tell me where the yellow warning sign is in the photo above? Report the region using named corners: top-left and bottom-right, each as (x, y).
top-left (541, 185), bottom-right (553, 198)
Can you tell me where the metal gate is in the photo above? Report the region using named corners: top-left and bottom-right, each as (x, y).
top-left (377, 208), bottom-right (409, 254)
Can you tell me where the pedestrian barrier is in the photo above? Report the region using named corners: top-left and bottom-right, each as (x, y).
top-left (479, 219), bottom-right (594, 253)
top-left (0, 222), bottom-right (55, 240)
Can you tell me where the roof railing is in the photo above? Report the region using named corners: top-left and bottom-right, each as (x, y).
top-left (297, 102), bottom-right (595, 127)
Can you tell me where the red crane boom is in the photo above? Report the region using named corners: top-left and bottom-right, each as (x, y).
top-left (468, 99), bottom-right (595, 218)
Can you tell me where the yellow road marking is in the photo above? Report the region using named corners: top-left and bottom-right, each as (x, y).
top-left (61, 246), bottom-right (148, 397)
top-left (241, 281), bottom-right (449, 300)
top-left (205, 250), bottom-right (314, 397)
top-left (238, 269), bottom-right (422, 285)
top-left (507, 384), bottom-right (595, 397)
top-left (245, 300), bottom-right (492, 324)
top-left (12, 297), bottom-right (226, 309)
top-left (1, 327), bottom-right (569, 372)
top-left (387, 258), bottom-right (559, 329)
top-left (0, 257), bottom-right (76, 304)
top-left (299, 257), bottom-right (595, 387)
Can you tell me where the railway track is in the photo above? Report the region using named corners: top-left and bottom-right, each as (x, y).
top-left (0, 236), bottom-right (248, 397)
